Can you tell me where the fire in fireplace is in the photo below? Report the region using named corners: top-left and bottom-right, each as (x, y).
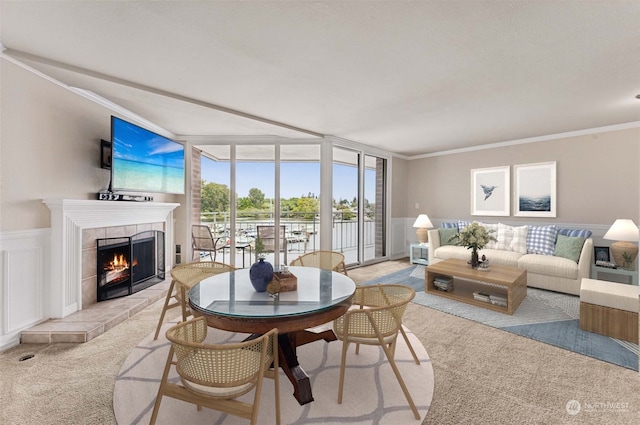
top-left (97, 230), bottom-right (165, 301)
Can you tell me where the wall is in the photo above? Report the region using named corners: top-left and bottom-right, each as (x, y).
top-left (0, 60), bottom-right (180, 231)
top-left (405, 127), bottom-right (640, 228)
top-left (0, 60), bottom-right (184, 349)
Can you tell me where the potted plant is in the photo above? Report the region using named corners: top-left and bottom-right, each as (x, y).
top-left (449, 222), bottom-right (497, 269)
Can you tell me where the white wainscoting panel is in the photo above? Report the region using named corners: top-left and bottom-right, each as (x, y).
top-left (389, 217), bottom-right (408, 259)
top-left (0, 228), bottom-right (49, 350)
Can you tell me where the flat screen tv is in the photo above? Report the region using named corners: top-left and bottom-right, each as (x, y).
top-left (110, 116), bottom-right (185, 194)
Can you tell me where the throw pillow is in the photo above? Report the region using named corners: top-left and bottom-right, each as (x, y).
top-left (441, 222), bottom-right (458, 229)
top-left (554, 235), bottom-right (586, 263)
top-left (558, 228), bottom-right (593, 239)
top-left (526, 225), bottom-right (559, 256)
top-left (495, 223), bottom-right (514, 251)
top-left (457, 220), bottom-right (472, 231)
top-left (509, 225), bottom-right (529, 254)
top-left (439, 227), bottom-right (459, 246)
top-left (479, 222), bottom-right (498, 249)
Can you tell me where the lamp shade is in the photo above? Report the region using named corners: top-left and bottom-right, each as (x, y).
top-left (413, 214), bottom-right (434, 229)
top-left (603, 219), bottom-right (640, 242)
top-left (413, 214), bottom-right (433, 244)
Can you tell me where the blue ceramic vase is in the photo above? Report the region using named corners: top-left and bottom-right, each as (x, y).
top-left (249, 257), bottom-right (274, 292)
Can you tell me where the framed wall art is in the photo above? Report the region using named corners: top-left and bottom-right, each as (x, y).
top-left (594, 246), bottom-right (610, 263)
top-left (514, 161), bottom-right (556, 217)
top-left (470, 166), bottom-right (510, 216)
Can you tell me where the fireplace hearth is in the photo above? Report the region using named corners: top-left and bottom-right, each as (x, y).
top-left (97, 230), bottom-right (165, 301)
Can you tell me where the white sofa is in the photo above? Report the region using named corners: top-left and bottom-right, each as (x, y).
top-left (427, 224), bottom-right (593, 296)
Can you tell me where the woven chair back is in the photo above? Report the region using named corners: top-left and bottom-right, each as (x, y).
top-left (166, 317), bottom-right (277, 391)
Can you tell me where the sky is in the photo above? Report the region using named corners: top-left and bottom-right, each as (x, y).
top-left (201, 157), bottom-right (375, 202)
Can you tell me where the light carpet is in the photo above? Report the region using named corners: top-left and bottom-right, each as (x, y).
top-left (364, 265), bottom-right (639, 371)
top-left (113, 321), bottom-right (434, 424)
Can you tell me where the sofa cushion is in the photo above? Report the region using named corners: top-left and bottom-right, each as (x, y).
top-left (518, 253), bottom-right (578, 279)
top-left (580, 278), bottom-right (639, 313)
top-left (558, 228), bottom-right (593, 239)
top-left (438, 227), bottom-right (459, 246)
top-left (526, 225), bottom-right (558, 256)
top-left (479, 249), bottom-right (521, 268)
top-left (554, 235), bottom-right (586, 263)
top-left (434, 246), bottom-right (521, 268)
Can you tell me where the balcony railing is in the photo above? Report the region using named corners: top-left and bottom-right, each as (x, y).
top-left (199, 211), bottom-right (375, 266)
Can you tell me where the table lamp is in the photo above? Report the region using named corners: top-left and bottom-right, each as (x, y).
top-left (603, 219), bottom-right (639, 270)
top-left (413, 214), bottom-right (433, 244)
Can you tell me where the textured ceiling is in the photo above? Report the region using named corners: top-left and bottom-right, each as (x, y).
top-left (2, 1), bottom-right (639, 156)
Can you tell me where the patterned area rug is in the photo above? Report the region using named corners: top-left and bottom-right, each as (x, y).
top-left (113, 322), bottom-right (434, 424)
top-left (364, 265), bottom-right (638, 371)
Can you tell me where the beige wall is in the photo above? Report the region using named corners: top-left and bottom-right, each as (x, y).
top-left (405, 127), bottom-right (639, 226)
top-left (391, 156), bottom-right (409, 218)
top-left (0, 60), bottom-right (180, 232)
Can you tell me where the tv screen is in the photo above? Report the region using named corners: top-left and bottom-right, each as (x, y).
top-left (110, 116), bottom-right (185, 194)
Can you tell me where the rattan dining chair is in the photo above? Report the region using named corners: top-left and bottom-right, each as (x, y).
top-left (150, 317), bottom-right (280, 425)
top-left (153, 261), bottom-right (236, 340)
top-left (289, 250), bottom-right (348, 275)
top-left (333, 284), bottom-right (420, 420)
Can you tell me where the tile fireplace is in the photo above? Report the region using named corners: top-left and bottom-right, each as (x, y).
top-left (96, 230), bottom-right (165, 301)
top-left (43, 199), bottom-right (179, 318)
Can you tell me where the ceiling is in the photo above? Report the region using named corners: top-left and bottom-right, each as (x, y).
top-left (2, 1), bottom-right (640, 157)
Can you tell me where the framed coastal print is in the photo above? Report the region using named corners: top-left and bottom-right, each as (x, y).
top-left (470, 166), bottom-right (510, 216)
top-left (514, 161), bottom-right (556, 217)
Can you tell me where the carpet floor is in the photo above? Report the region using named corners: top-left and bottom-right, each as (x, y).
top-left (364, 265), bottom-right (639, 371)
top-left (113, 322), bottom-right (434, 424)
top-left (2, 259), bottom-right (639, 424)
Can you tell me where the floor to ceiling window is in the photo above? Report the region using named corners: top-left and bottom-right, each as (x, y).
top-left (333, 147), bottom-right (387, 266)
top-left (196, 140), bottom-right (387, 269)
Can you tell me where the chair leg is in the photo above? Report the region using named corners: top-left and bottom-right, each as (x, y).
top-left (337, 341), bottom-right (350, 404)
top-left (380, 340), bottom-right (420, 420)
top-left (179, 285), bottom-right (190, 322)
top-left (400, 326), bottom-right (420, 365)
top-left (153, 280), bottom-right (177, 340)
top-left (149, 346), bottom-right (175, 424)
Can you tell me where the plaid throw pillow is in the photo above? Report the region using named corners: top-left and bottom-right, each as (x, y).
top-left (495, 223), bottom-right (513, 251)
top-left (457, 220), bottom-right (472, 231)
top-left (510, 225), bottom-right (529, 254)
top-left (441, 222), bottom-right (458, 230)
top-left (526, 225), bottom-right (559, 256)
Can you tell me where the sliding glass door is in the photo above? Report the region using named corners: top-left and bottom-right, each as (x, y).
top-left (196, 141), bottom-right (386, 268)
top-left (333, 147), bottom-right (387, 266)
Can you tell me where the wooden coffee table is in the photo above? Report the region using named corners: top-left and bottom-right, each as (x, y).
top-left (425, 259), bottom-right (527, 315)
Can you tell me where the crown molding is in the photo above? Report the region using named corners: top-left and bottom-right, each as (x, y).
top-left (408, 121), bottom-right (640, 160)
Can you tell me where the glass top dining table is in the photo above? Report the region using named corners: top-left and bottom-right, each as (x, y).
top-left (188, 265), bottom-right (357, 405)
top-left (188, 266), bottom-right (356, 334)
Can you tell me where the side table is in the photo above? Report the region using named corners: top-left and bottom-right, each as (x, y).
top-left (410, 243), bottom-right (429, 266)
top-left (590, 264), bottom-right (638, 286)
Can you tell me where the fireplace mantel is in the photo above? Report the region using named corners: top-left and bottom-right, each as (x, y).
top-left (43, 199), bottom-right (179, 318)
